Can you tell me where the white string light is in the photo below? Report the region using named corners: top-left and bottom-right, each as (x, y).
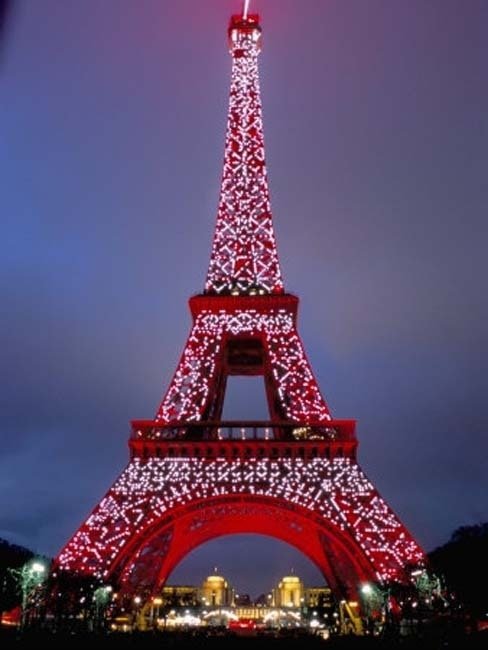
top-left (206, 13), bottom-right (283, 295)
top-left (58, 456), bottom-right (424, 583)
top-left (56, 11), bottom-right (425, 596)
top-left (155, 308), bottom-right (331, 424)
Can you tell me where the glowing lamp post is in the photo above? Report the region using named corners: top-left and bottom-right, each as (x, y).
top-left (93, 585), bottom-right (113, 630)
top-left (361, 583), bottom-right (373, 597)
top-left (18, 559), bottom-right (47, 630)
top-left (132, 595), bottom-right (143, 630)
top-left (360, 583), bottom-right (374, 625)
top-left (360, 582), bottom-right (385, 635)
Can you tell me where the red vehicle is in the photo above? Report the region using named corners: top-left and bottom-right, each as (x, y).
top-left (229, 618), bottom-right (257, 635)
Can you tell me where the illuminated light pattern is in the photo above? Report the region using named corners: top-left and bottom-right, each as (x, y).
top-left (57, 457), bottom-right (424, 585)
top-left (205, 15), bottom-right (284, 295)
top-left (155, 307), bottom-right (331, 424)
top-left (56, 11), bottom-right (427, 599)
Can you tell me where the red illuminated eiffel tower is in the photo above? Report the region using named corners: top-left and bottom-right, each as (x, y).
top-left (57, 11), bottom-right (425, 600)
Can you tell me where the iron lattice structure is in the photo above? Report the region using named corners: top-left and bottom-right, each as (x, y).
top-left (205, 15), bottom-right (283, 295)
top-left (57, 13), bottom-right (425, 599)
top-left (155, 295), bottom-right (331, 425)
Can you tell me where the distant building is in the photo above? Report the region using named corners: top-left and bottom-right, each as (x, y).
top-left (160, 585), bottom-right (199, 608)
top-left (199, 572), bottom-right (234, 607)
top-left (272, 575), bottom-right (304, 607)
top-left (160, 572), bottom-right (332, 617)
top-left (270, 575), bottom-right (333, 609)
top-left (235, 593), bottom-right (252, 606)
top-left (304, 586), bottom-right (333, 609)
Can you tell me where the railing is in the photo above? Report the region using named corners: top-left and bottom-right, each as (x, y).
top-left (130, 419), bottom-right (356, 442)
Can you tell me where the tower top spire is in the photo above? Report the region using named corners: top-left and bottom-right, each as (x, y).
top-left (205, 10), bottom-right (283, 296)
top-left (243, 0), bottom-right (251, 21)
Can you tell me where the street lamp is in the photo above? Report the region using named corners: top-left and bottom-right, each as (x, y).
top-left (93, 585), bottom-right (113, 630)
top-left (361, 583), bottom-right (373, 597)
top-left (16, 559), bottom-right (47, 630)
top-left (132, 595), bottom-right (142, 630)
top-left (360, 582), bottom-right (388, 635)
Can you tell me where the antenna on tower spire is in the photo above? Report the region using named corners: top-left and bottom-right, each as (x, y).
top-left (243, 0), bottom-right (251, 20)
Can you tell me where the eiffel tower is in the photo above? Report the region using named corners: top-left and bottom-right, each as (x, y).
top-left (57, 9), bottom-right (425, 600)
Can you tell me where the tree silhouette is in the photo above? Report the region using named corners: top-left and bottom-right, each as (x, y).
top-left (429, 522), bottom-right (488, 618)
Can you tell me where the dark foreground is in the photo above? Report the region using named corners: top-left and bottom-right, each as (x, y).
top-left (1, 630), bottom-right (488, 649)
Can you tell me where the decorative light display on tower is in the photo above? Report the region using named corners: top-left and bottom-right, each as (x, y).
top-left (156, 306), bottom-right (331, 425)
top-left (58, 456), bottom-right (423, 585)
top-left (56, 4), bottom-right (426, 602)
top-left (205, 12), bottom-right (283, 296)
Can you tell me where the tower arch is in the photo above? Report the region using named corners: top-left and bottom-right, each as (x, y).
top-left (113, 494), bottom-right (375, 600)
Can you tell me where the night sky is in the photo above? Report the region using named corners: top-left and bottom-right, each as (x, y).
top-left (1, 0), bottom-right (487, 597)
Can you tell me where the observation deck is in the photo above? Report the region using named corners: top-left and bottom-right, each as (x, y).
top-left (129, 419), bottom-right (357, 461)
